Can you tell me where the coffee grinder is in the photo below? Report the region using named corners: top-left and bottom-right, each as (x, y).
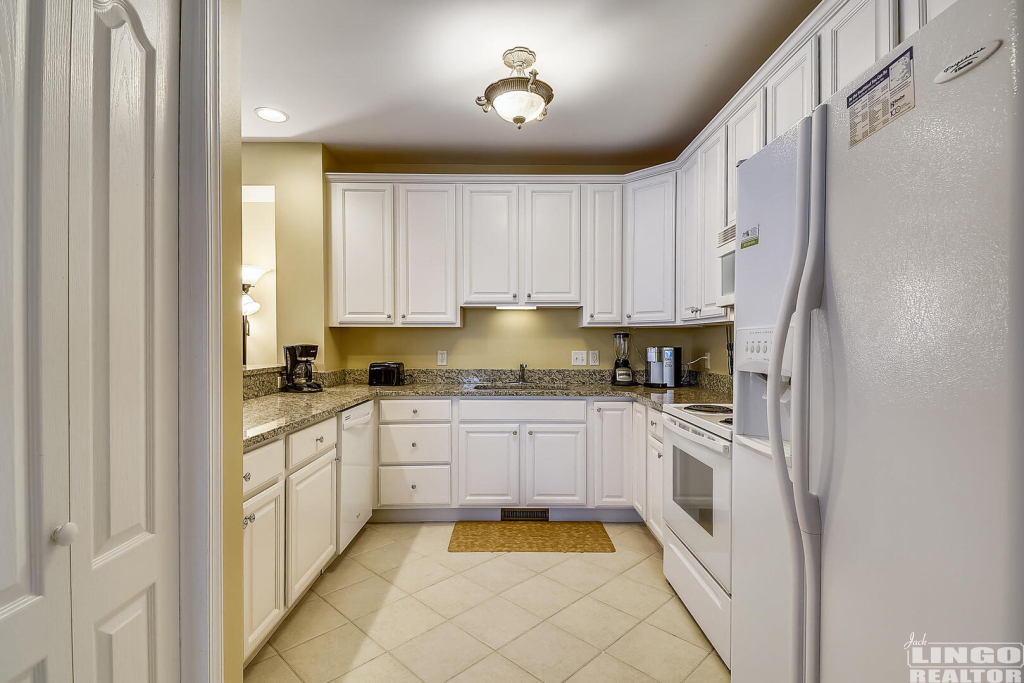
top-left (283, 344), bottom-right (323, 393)
top-left (611, 331), bottom-right (637, 386)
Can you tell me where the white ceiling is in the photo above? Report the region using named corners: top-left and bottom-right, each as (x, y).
top-left (242, 0), bottom-right (819, 169)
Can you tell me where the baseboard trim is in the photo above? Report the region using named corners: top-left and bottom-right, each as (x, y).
top-left (368, 507), bottom-right (643, 523)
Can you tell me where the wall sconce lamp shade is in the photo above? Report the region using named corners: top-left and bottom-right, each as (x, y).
top-left (241, 292), bottom-right (261, 316)
top-left (242, 264), bottom-right (269, 287)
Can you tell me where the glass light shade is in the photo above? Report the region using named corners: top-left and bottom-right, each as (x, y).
top-left (254, 107), bottom-right (289, 123)
top-left (241, 264), bottom-right (268, 286)
top-left (492, 90), bottom-right (545, 124)
top-left (241, 292), bottom-right (261, 316)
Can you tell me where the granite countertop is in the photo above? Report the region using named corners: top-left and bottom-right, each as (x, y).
top-left (243, 382), bottom-right (732, 450)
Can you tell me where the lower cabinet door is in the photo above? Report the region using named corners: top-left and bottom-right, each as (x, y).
top-left (646, 435), bottom-right (665, 543)
top-left (522, 423), bottom-right (587, 506)
top-left (243, 480), bottom-right (285, 660)
top-left (458, 424), bottom-right (519, 506)
top-left (286, 449), bottom-right (337, 605)
top-left (592, 402), bottom-right (633, 507)
top-left (632, 403), bottom-right (647, 518)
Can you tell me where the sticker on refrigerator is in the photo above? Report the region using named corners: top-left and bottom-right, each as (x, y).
top-left (740, 225), bottom-right (759, 249)
top-left (847, 46), bottom-right (915, 148)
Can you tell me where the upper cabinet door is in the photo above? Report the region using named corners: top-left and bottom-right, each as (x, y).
top-left (726, 89), bottom-right (766, 227)
top-left (819, 0), bottom-right (895, 99)
top-left (581, 184), bottom-right (623, 325)
top-left (698, 128), bottom-right (727, 319)
top-left (330, 183), bottom-right (395, 324)
top-left (766, 38), bottom-right (819, 143)
top-left (677, 155), bottom-right (702, 321)
top-left (398, 184), bottom-right (458, 324)
top-left (521, 184), bottom-right (581, 303)
top-left (462, 184), bottom-right (519, 304)
top-left (624, 172), bottom-right (676, 324)
top-left (899, 0), bottom-right (956, 40)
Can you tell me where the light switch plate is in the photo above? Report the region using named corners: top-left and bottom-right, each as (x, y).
top-left (589, 350), bottom-right (599, 365)
top-left (571, 351), bottom-right (586, 366)
top-left (437, 350), bottom-right (447, 366)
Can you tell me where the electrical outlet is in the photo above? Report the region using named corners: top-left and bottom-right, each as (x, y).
top-left (589, 350), bottom-right (599, 365)
top-left (437, 350), bottom-right (447, 366)
top-left (571, 351), bottom-right (586, 366)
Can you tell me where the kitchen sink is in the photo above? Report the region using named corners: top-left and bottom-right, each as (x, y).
top-left (470, 382), bottom-right (567, 391)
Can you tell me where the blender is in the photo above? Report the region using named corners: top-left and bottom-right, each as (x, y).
top-left (611, 331), bottom-right (637, 386)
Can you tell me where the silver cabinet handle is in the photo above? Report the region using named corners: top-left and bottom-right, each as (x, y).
top-left (243, 472), bottom-right (251, 482)
top-left (411, 442), bottom-right (417, 447)
top-left (626, 313), bottom-right (632, 319)
top-left (651, 420), bottom-right (656, 426)
top-left (316, 436), bottom-right (324, 444)
top-left (512, 293), bottom-right (517, 299)
top-left (412, 409), bottom-right (418, 414)
top-left (589, 313), bottom-right (595, 319)
top-left (411, 484), bottom-right (417, 490)
top-left (526, 293), bottom-right (531, 298)
top-left (243, 513), bottom-right (256, 528)
top-left (657, 452), bottom-right (663, 459)
top-left (528, 430), bottom-right (533, 435)
top-left (386, 313), bottom-right (392, 318)
top-left (512, 431), bottom-right (518, 436)
top-left (356, 512), bottom-right (361, 519)
top-left (596, 407), bottom-right (602, 412)
top-left (401, 313), bottom-right (406, 318)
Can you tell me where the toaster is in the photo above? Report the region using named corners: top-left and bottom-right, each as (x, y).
top-left (368, 361), bottom-right (405, 386)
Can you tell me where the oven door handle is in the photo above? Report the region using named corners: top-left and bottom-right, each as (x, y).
top-left (667, 422), bottom-right (731, 456)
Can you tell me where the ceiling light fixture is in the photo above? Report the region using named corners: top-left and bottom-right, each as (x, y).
top-left (254, 107), bottom-right (289, 123)
top-left (476, 47), bottom-right (554, 130)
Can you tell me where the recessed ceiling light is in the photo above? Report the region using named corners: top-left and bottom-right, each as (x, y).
top-left (255, 107), bottom-right (289, 123)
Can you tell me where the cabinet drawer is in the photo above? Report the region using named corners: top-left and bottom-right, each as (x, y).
top-left (379, 424), bottom-right (451, 464)
top-left (379, 399), bottom-right (452, 422)
top-left (459, 399), bottom-right (587, 422)
top-left (647, 410), bottom-right (664, 441)
top-left (379, 466), bottom-right (451, 506)
top-left (286, 418), bottom-right (337, 469)
top-left (243, 439), bottom-right (285, 498)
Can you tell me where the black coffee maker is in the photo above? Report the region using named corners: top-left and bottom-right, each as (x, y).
top-left (283, 344), bottom-right (323, 393)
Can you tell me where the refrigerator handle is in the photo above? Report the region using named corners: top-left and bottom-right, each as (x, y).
top-left (767, 115), bottom-right (812, 683)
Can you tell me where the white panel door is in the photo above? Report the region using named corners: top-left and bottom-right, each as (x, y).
top-left (521, 184), bottom-right (581, 303)
top-left (726, 89), bottom-right (766, 226)
top-left (330, 183), bottom-right (395, 324)
top-left (462, 184), bottom-right (519, 304)
top-left (0, 0), bottom-right (73, 678)
top-left (398, 184), bottom-right (458, 324)
top-left (522, 424), bottom-right (587, 506)
top-left (676, 155), bottom-right (702, 321)
top-left (580, 184), bottom-right (622, 325)
top-left (819, 0), bottom-right (895, 98)
top-left (623, 173), bottom-right (675, 324)
top-left (243, 481), bottom-right (285, 660)
top-left (698, 128), bottom-right (726, 319)
top-left (592, 402), bottom-right (633, 507)
top-left (766, 38), bottom-right (819, 142)
top-left (631, 404), bottom-right (647, 518)
top-left (286, 450), bottom-right (338, 604)
top-left (899, 0), bottom-right (957, 39)
top-left (68, 0), bottom-right (180, 677)
top-left (646, 435), bottom-right (665, 543)
top-left (458, 424), bottom-right (519, 506)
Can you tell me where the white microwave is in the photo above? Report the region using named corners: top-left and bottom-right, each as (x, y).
top-left (715, 225), bottom-right (736, 308)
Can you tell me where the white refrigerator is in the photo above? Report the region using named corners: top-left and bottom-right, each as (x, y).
top-left (731, 0), bottom-right (1024, 681)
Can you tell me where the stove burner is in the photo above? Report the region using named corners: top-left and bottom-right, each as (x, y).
top-left (721, 418), bottom-right (733, 425)
top-left (685, 404), bottom-right (733, 414)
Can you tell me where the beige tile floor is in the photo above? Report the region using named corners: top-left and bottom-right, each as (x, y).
top-left (244, 522), bottom-right (730, 683)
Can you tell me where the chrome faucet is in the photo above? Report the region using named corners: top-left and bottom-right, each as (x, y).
top-left (520, 363), bottom-right (528, 383)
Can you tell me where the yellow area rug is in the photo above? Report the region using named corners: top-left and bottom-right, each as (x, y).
top-left (448, 521), bottom-right (614, 553)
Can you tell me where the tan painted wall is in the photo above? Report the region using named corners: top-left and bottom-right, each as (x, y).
top-left (331, 308), bottom-right (732, 375)
top-left (222, 0), bottom-right (243, 677)
top-left (241, 198), bottom-right (278, 365)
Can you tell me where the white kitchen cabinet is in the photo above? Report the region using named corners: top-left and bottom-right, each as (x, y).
top-left (458, 424), bottom-right (520, 505)
top-left (632, 403), bottom-right (647, 518)
top-left (899, 0), bottom-right (955, 39)
top-left (726, 89), bottom-right (766, 227)
top-left (592, 402), bottom-right (633, 507)
top-left (330, 183), bottom-right (395, 324)
top-left (462, 184), bottom-right (519, 304)
top-left (819, 0), bottom-right (895, 99)
top-left (624, 172), bottom-right (676, 324)
top-left (677, 155), bottom-right (702, 322)
top-left (765, 38), bottom-right (819, 142)
top-left (286, 449), bottom-right (337, 604)
top-left (379, 466), bottom-right (452, 506)
top-left (698, 127), bottom-right (727, 319)
top-left (398, 184), bottom-right (459, 325)
top-left (580, 184), bottom-right (623, 325)
top-left (243, 481), bottom-right (285, 660)
top-left (521, 184), bottom-right (581, 304)
top-left (646, 435), bottom-right (665, 544)
top-left (522, 424), bottom-right (587, 506)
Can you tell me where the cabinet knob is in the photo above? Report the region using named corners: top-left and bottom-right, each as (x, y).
top-left (386, 313), bottom-right (392, 318)
top-left (242, 513), bottom-right (256, 528)
top-left (512, 293), bottom-right (517, 299)
top-left (401, 313), bottom-right (406, 319)
top-left (526, 293), bottom-right (531, 298)
top-left (658, 452), bottom-right (663, 459)
top-left (316, 436), bottom-right (324, 444)
top-left (596, 407), bottom-right (602, 412)
top-left (411, 442), bottom-right (417, 447)
top-left (589, 313), bottom-right (594, 319)
top-left (356, 512), bottom-right (361, 519)
top-left (528, 430), bottom-right (533, 435)
top-left (243, 472), bottom-right (251, 482)
top-left (51, 522), bottom-right (79, 546)
top-left (411, 484), bottom-right (417, 490)
top-left (512, 431), bottom-right (518, 436)
top-left (651, 420), bottom-right (656, 426)
top-left (412, 409), bottom-right (418, 414)
top-left (626, 313), bottom-right (631, 319)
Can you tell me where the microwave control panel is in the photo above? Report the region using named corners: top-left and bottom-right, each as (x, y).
top-left (734, 326), bottom-right (775, 373)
